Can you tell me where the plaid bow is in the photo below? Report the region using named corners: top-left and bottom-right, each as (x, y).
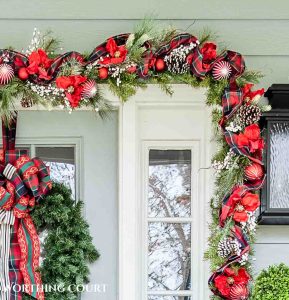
top-left (0, 115), bottom-right (52, 300)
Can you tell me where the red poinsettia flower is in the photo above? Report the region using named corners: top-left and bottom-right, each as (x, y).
top-left (100, 38), bottom-right (128, 65)
top-left (242, 83), bottom-right (264, 104)
top-left (227, 191), bottom-right (260, 223)
top-left (214, 267), bottom-right (250, 297)
top-left (236, 124), bottom-right (264, 153)
top-left (201, 42), bottom-right (217, 65)
top-left (56, 75), bottom-right (87, 108)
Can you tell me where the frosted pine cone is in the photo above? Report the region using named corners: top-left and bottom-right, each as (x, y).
top-left (236, 104), bottom-right (262, 126)
top-left (217, 238), bottom-right (240, 258)
top-left (164, 43), bottom-right (196, 74)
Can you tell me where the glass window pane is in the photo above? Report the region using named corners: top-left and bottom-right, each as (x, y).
top-left (148, 150), bottom-right (191, 217)
top-left (36, 147), bottom-right (75, 199)
top-left (148, 297), bottom-right (191, 300)
top-left (148, 222), bottom-right (191, 291)
top-left (269, 122), bottom-right (289, 208)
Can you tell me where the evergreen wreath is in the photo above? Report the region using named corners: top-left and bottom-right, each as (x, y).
top-left (22, 183), bottom-right (99, 300)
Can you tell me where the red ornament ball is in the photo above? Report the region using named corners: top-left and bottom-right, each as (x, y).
top-left (155, 58), bottom-right (166, 72)
top-left (98, 67), bottom-right (108, 80)
top-left (212, 60), bottom-right (232, 81)
top-left (127, 65), bottom-right (137, 74)
top-left (244, 163), bottom-right (264, 181)
top-left (229, 284), bottom-right (249, 300)
top-left (0, 64), bottom-right (14, 85)
top-left (81, 80), bottom-right (97, 99)
top-left (18, 68), bottom-right (29, 80)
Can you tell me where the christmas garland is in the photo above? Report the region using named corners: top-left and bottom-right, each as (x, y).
top-left (22, 183), bottom-right (99, 300)
top-left (0, 19), bottom-right (270, 299)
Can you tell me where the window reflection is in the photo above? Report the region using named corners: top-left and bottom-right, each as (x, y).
top-left (36, 147), bottom-right (75, 199)
top-left (148, 150), bottom-right (191, 218)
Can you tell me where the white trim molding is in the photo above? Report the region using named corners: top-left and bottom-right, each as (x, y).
top-left (118, 85), bottom-right (213, 300)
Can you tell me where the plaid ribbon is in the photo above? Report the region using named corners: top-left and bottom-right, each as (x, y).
top-left (191, 47), bottom-right (245, 80)
top-left (47, 51), bottom-right (84, 81)
top-left (0, 115), bottom-right (52, 300)
top-left (154, 33), bottom-right (198, 57)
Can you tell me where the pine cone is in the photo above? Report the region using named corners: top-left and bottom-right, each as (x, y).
top-left (164, 45), bottom-right (191, 74)
top-left (236, 104), bottom-right (262, 126)
top-left (21, 97), bottom-right (33, 108)
top-left (217, 238), bottom-right (240, 258)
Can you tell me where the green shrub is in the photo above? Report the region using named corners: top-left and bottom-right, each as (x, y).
top-left (252, 263), bottom-right (289, 300)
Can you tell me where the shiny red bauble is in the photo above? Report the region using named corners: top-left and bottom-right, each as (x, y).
top-left (98, 67), bottom-right (108, 80)
top-left (155, 58), bottom-right (166, 72)
top-left (229, 284), bottom-right (249, 300)
top-left (18, 68), bottom-right (29, 80)
top-left (127, 65), bottom-right (137, 74)
top-left (244, 163), bottom-right (264, 181)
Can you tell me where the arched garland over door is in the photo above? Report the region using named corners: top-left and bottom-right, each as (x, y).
top-left (0, 20), bottom-right (269, 299)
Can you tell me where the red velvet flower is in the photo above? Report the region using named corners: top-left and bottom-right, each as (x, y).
top-left (201, 42), bottom-right (217, 64)
top-left (56, 75), bottom-right (87, 108)
top-left (236, 124), bottom-right (264, 153)
top-left (214, 267), bottom-right (250, 298)
top-left (16, 49), bottom-right (53, 80)
top-left (242, 83), bottom-right (264, 104)
top-left (227, 189), bottom-right (260, 223)
top-left (100, 38), bottom-right (128, 65)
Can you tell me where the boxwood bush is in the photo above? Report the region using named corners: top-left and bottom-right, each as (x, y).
top-left (252, 263), bottom-right (289, 300)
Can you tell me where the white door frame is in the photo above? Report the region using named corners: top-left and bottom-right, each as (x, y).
top-left (117, 85), bottom-right (213, 300)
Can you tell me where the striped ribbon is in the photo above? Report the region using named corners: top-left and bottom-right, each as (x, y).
top-left (0, 210), bottom-right (15, 299)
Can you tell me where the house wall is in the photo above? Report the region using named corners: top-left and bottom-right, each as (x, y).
top-left (1, 0), bottom-right (289, 296)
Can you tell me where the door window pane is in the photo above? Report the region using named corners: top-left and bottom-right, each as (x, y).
top-left (36, 147), bottom-right (75, 199)
top-left (148, 150), bottom-right (191, 218)
top-left (148, 222), bottom-right (191, 291)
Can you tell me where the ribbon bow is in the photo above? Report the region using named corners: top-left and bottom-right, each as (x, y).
top-left (0, 115), bottom-right (51, 300)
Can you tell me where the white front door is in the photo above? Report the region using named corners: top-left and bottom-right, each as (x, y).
top-left (13, 110), bottom-right (118, 300)
top-left (119, 86), bottom-right (213, 300)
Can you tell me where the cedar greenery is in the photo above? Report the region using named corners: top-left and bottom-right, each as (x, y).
top-left (23, 183), bottom-right (99, 300)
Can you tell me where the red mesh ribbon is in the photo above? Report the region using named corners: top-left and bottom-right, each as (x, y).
top-left (0, 115), bottom-right (52, 300)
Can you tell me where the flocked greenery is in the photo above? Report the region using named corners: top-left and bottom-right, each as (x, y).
top-left (252, 264), bottom-right (289, 300)
top-left (22, 182), bottom-right (99, 300)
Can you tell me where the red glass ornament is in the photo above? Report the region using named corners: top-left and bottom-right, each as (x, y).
top-left (155, 58), bottom-right (166, 72)
top-left (127, 65), bottom-right (137, 74)
top-left (229, 284), bottom-right (249, 300)
top-left (18, 68), bottom-right (29, 80)
top-left (98, 67), bottom-right (108, 80)
top-left (244, 163), bottom-right (264, 181)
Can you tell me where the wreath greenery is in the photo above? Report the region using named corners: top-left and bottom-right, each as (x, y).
top-left (22, 183), bottom-right (99, 300)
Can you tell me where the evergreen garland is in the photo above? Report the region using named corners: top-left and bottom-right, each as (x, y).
top-left (22, 183), bottom-right (99, 300)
